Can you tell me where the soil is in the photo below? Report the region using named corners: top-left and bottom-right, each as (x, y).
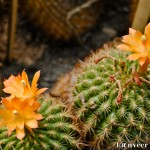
top-left (0, 0), bottom-right (133, 90)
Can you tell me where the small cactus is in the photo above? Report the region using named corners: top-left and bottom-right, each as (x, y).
top-left (0, 95), bottom-right (82, 150)
top-left (0, 70), bottom-right (82, 150)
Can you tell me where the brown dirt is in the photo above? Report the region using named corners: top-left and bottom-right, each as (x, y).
top-left (0, 0), bottom-right (136, 89)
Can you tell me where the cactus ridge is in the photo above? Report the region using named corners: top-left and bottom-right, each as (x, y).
top-left (70, 48), bottom-right (150, 149)
top-left (0, 96), bottom-right (81, 150)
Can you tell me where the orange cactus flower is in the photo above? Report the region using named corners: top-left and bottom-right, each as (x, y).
top-left (0, 97), bottom-right (43, 140)
top-left (3, 70), bottom-right (47, 103)
top-left (117, 23), bottom-right (150, 72)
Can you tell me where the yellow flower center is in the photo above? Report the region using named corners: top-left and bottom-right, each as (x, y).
top-left (141, 35), bottom-right (146, 41)
top-left (13, 110), bottom-right (19, 115)
top-left (21, 80), bottom-right (26, 87)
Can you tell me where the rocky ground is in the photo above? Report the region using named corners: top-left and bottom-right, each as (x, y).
top-left (0, 0), bottom-right (134, 89)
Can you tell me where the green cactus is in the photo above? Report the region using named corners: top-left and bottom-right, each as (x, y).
top-left (0, 95), bottom-right (82, 150)
top-left (66, 48), bottom-right (150, 149)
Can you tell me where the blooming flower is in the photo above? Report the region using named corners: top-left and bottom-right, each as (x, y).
top-left (0, 70), bottom-right (47, 140)
top-left (3, 70), bottom-right (47, 104)
top-left (0, 97), bottom-right (43, 140)
top-left (117, 23), bottom-right (150, 72)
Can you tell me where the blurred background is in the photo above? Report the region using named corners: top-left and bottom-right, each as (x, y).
top-left (0, 0), bottom-right (149, 94)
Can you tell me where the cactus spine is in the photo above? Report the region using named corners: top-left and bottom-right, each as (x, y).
top-left (0, 95), bottom-right (82, 150)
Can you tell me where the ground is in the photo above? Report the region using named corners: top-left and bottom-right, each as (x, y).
top-left (0, 0), bottom-right (134, 89)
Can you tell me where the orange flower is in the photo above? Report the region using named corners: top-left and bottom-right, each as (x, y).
top-left (3, 70), bottom-right (47, 103)
top-left (117, 23), bottom-right (150, 71)
top-left (0, 97), bottom-right (43, 140)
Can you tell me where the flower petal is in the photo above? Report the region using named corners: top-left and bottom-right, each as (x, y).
top-left (144, 23), bottom-right (150, 41)
top-left (139, 57), bottom-right (147, 66)
top-left (3, 87), bottom-right (19, 95)
top-left (25, 119), bottom-right (38, 128)
top-left (16, 128), bottom-right (25, 140)
top-left (11, 80), bottom-right (23, 93)
top-left (3, 75), bottom-right (15, 88)
top-left (127, 53), bottom-right (148, 60)
top-left (117, 44), bottom-right (132, 51)
top-left (2, 98), bottom-right (12, 109)
top-left (134, 31), bottom-right (143, 44)
top-left (7, 129), bottom-right (14, 136)
top-left (23, 98), bottom-right (35, 106)
top-left (0, 120), bottom-right (4, 128)
top-left (7, 122), bottom-right (16, 131)
top-left (0, 108), bottom-right (14, 121)
top-left (16, 118), bottom-right (24, 129)
top-left (127, 53), bottom-right (142, 60)
top-left (22, 70), bottom-right (31, 93)
top-left (35, 114), bottom-right (44, 120)
top-left (122, 31), bottom-right (143, 52)
top-left (31, 71), bottom-right (40, 93)
top-left (31, 101), bottom-right (40, 111)
top-left (11, 98), bottom-right (22, 110)
top-left (129, 28), bottom-right (136, 35)
top-left (36, 88), bottom-right (47, 96)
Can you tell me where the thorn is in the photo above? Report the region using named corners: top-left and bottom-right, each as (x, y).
top-left (94, 56), bottom-right (116, 64)
top-left (49, 92), bottom-right (62, 99)
top-left (117, 93), bottom-right (122, 103)
top-left (109, 75), bottom-right (115, 82)
top-left (132, 71), bottom-right (142, 86)
top-left (116, 80), bottom-right (123, 103)
top-left (94, 57), bottom-right (104, 64)
top-left (120, 61), bottom-right (125, 70)
top-left (139, 77), bottom-right (150, 85)
top-left (123, 78), bottom-right (133, 88)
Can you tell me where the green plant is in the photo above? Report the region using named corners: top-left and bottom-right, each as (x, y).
top-left (65, 47), bottom-right (150, 149)
top-left (0, 95), bottom-right (82, 150)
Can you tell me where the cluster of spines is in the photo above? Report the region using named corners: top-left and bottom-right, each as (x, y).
top-left (0, 96), bottom-right (81, 150)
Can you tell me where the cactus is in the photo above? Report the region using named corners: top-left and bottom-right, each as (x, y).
top-left (73, 48), bottom-right (150, 149)
top-left (54, 45), bottom-right (150, 149)
top-left (50, 21), bottom-right (150, 148)
top-left (0, 95), bottom-right (82, 150)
